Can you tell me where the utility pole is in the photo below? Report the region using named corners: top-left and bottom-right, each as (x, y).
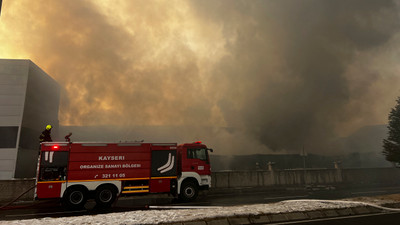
top-left (301, 145), bottom-right (307, 185)
top-left (0, 0), bottom-right (3, 16)
top-left (302, 146), bottom-right (306, 169)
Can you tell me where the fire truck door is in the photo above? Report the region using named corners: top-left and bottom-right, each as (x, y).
top-left (185, 148), bottom-right (210, 175)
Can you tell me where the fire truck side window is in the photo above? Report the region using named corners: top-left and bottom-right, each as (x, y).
top-left (39, 151), bottom-right (69, 181)
top-left (187, 148), bottom-right (207, 161)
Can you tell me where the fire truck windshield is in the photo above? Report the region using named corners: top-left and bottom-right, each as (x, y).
top-left (39, 151), bottom-right (69, 181)
top-left (187, 148), bottom-right (208, 161)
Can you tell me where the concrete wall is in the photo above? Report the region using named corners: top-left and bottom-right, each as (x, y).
top-left (0, 179), bottom-right (35, 203)
top-left (211, 168), bottom-right (398, 188)
top-left (341, 168), bottom-right (400, 186)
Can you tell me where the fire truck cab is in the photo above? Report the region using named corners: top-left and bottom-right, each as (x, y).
top-left (35, 141), bottom-right (212, 209)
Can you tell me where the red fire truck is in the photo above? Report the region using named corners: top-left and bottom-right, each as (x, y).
top-left (35, 141), bottom-right (213, 209)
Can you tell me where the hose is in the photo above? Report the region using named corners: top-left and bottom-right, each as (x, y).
top-left (0, 185), bottom-right (37, 209)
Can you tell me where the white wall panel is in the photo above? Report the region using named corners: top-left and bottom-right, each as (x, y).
top-left (0, 160), bottom-right (16, 170)
top-left (0, 149), bottom-right (17, 160)
top-left (0, 118), bottom-right (22, 126)
top-left (0, 95), bottom-right (24, 106)
top-left (0, 84), bottom-right (26, 95)
top-left (0, 106), bottom-right (21, 116)
top-left (0, 74), bottom-right (28, 85)
top-left (0, 171), bottom-right (14, 180)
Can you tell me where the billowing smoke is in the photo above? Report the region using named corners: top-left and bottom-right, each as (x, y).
top-left (1, 0), bottom-right (221, 126)
top-left (189, 0), bottom-right (400, 153)
top-left (1, 0), bottom-right (400, 154)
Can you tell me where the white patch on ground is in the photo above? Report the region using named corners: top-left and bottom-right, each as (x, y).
top-left (1, 200), bottom-right (369, 225)
top-left (345, 196), bottom-right (398, 205)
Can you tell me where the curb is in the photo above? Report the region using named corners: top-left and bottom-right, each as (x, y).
top-left (160, 205), bottom-right (385, 225)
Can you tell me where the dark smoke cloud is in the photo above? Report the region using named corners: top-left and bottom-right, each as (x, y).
top-left (189, 0), bottom-right (400, 152)
top-left (1, 0), bottom-right (400, 154)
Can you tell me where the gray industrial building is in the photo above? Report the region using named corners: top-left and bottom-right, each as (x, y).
top-left (0, 59), bottom-right (59, 179)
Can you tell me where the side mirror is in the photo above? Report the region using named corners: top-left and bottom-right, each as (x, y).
top-left (208, 148), bottom-right (214, 153)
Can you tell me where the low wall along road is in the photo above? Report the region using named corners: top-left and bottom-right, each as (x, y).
top-left (0, 179), bottom-right (36, 202)
top-left (1, 167), bottom-right (400, 203)
top-left (212, 167), bottom-right (400, 188)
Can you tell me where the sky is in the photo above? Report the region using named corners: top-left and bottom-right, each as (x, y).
top-left (1, 0), bottom-right (400, 154)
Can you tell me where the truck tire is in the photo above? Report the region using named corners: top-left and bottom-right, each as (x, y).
top-left (95, 185), bottom-right (117, 208)
top-left (179, 181), bottom-right (198, 202)
top-left (62, 187), bottom-right (87, 210)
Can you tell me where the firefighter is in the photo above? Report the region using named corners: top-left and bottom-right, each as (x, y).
top-left (39, 124), bottom-right (53, 143)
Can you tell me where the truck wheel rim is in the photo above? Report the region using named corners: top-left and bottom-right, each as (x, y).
top-left (70, 191), bottom-right (83, 204)
top-left (184, 187), bottom-right (194, 198)
top-left (99, 190), bottom-right (112, 202)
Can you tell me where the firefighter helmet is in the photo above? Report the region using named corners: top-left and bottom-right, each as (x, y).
top-left (46, 125), bottom-right (52, 130)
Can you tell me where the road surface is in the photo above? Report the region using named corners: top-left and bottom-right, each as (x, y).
top-left (1, 185), bottom-right (400, 221)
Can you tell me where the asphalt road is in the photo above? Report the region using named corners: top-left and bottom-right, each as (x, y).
top-left (1, 185), bottom-right (400, 221)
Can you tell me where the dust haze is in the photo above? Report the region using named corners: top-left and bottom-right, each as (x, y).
top-left (1, 0), bottom-right (400, 154)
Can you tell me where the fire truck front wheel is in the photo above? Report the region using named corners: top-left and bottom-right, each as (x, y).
top-left (62, 186), bottom-right (87, 210)
top-left (179, 180), bottom-right (198, 202)
top-left (95, 185), bottom-right (117, 208)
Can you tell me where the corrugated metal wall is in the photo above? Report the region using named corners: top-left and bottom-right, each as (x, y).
top-left (0, 59), bottom-right (29, 179)
top-left (0, 59), bottom-right (60, 179)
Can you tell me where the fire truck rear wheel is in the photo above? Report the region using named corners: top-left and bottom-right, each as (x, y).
top-left (95, 185), bottom-right (117, 208)
top-left (179, 180), bottom-right (198, 202)
top-left (62, 187), bottom-right (87, 210)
